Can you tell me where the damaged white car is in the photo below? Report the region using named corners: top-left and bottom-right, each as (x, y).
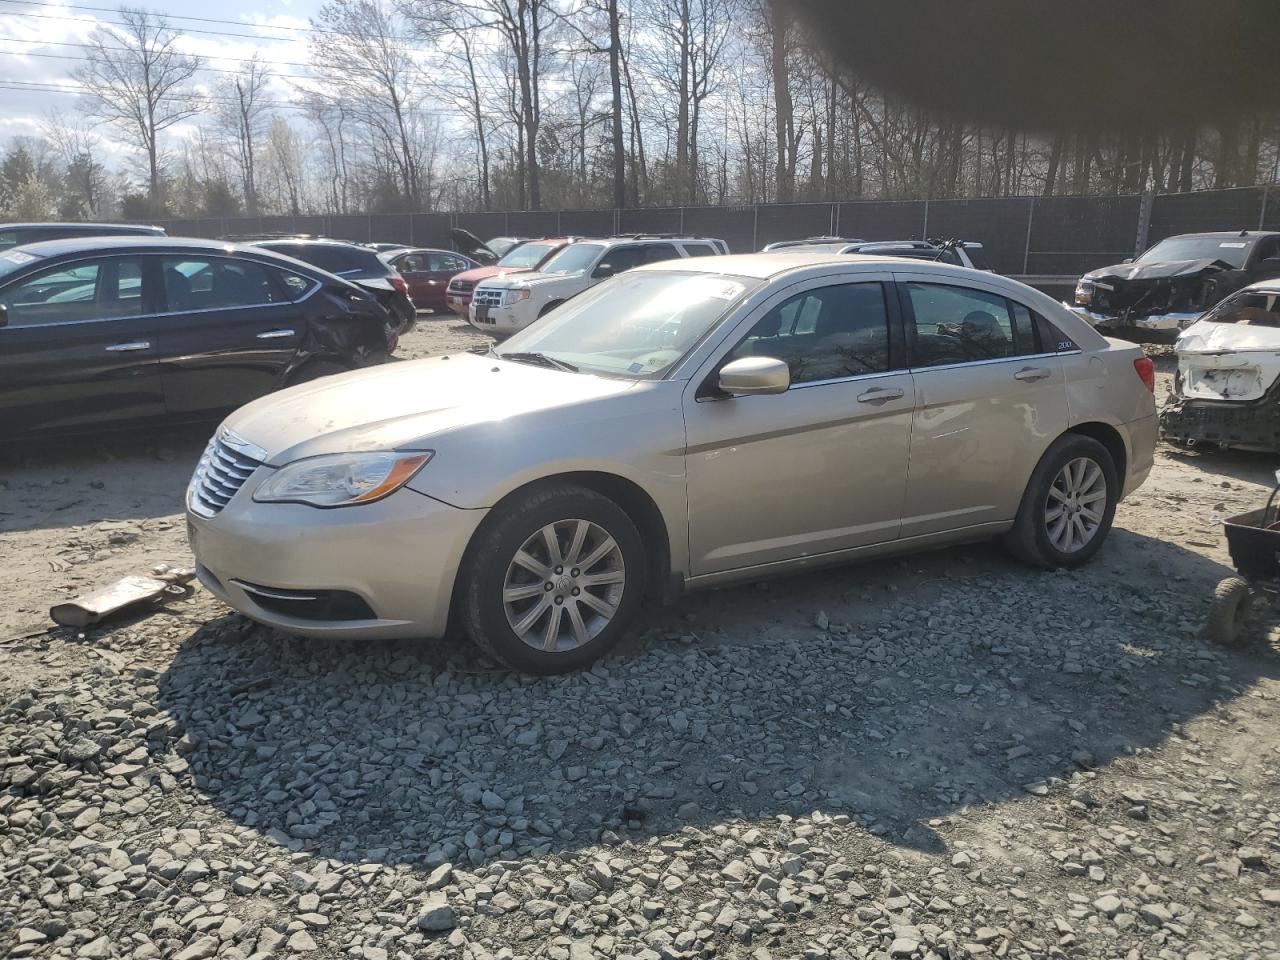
top-left (1162, 280), bottom-right (1280, 452)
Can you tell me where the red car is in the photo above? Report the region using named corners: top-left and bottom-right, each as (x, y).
top-left (384, 248), bottom-right (479, 314)
top-left (445, 238), bottom-right (571, 316)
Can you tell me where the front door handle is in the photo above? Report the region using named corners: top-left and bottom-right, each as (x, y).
top-left (256, 329), bottom-right (296, 340)
top-left (105, 341), bottom-right (151, 352)
top-left (857, 386), bottom-right (905, 403)
top-left (1014, 366), bottom-right (1051, 382)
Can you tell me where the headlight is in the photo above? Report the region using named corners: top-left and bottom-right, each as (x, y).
top-left (1074, 279), bottom-right (1095, 306)
top-left (253, 451), bottom-right (432, 508)
top-left (504, 288), bottom-right (532, 305)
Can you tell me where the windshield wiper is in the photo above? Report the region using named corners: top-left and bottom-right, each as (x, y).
top-left (499, 351), bottom-right (579, 373)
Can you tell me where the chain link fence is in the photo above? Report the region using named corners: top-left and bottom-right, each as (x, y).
top-left (144, 186), bottom-right (1276, 281)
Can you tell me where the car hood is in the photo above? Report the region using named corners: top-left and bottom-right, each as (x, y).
top-left (477, 270), bottom-right (576, 290)
top-left (448, 227), bottom-right (495, 262)
top-left (224, 352), bottom-right (640, 465)
top-left (1085, 258), bottom-right (1234, 283)
top-left (451, 264), bottom-right (533, 285)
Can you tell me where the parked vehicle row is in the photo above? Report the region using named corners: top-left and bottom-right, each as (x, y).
top-left (186, 251), bottom-right (1156, 673)
top-left (0, 237), bottom-right (399, 440)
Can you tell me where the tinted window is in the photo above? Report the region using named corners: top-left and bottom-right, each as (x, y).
top-left (161, 257), bottom-right (282, 311)
top-left (908, 283), bottom-right (1020, 365)
top-left (963, 245), bottom-right (991, 270)
top-left (727, 282), bottom-right (892, 384)
top-left (595, 246), bottom-right (646, 276)
top-left (261, 243), bottom-right (382, 275)
top-left (640, 244), bottom-right (680, 265)
top-left (0, 257), bottom-right (145, 326)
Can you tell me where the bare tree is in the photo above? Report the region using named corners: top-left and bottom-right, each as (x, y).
top-left (73, 6), bottom-right (203, 203)
top-left (216, 56), bottom-right (272, 216)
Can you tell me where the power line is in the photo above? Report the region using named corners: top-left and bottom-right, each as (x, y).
top-left (0, 47), bottom-right (320, 80)
top-left (0, 35), bottom-right (314, 69)
top-left (0, 0), bottom-right (317, 33)
top-left (0, 7), bottom-right (313, 44)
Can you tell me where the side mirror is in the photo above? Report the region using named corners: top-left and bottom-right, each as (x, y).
top-left (1121, 257), bottom-right (1134, 264)
top-left (592, 263), bottom-right (616, 279)
top-left (0, 303), bottom-right (7, 328)
top-left (718, 356), bottom-right (790, 396)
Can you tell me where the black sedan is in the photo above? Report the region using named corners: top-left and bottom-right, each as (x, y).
top-left (248, 238), bottom-right (417, 332)
top-left (0, 236), bottom-right (398, 440)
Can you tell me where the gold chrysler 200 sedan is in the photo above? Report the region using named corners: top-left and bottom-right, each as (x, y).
top-left (186, 253), bottom-right (1158, 673)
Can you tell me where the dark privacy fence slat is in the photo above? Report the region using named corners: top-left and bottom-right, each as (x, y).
top-left (141, 186), bottom-right (1274, 276)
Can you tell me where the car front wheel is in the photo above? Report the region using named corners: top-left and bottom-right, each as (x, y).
top-left (1004, 434), bottom-right (1118, 568)
top-left (460, 483), bottom-right (646, 673)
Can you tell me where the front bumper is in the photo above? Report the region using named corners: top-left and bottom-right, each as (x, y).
top-left (1161, 378), bottom-right (1280, 453)
top-left (468, 301), bottom-right (532, 334)
top-left (188, 486), bottom-right (486, 640)
top-left (1064, 304), bottom-right (1200, 343)
top-left (446, 292), bottom-right (472, 316)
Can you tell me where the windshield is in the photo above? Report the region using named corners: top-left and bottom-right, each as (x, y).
top-left (498, 242), bottom-right (557, 269)
top-left (1140, 236), bottom-right (1253, 268)
top-left (497, 270), bottom-right (761, 378)
top-left (1202, 290), bottom-right (1280, 327)
top-left (538, 242), bottom-right (605, 275)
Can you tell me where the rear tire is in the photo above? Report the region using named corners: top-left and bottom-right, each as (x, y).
top-left (1004, 434), bottom-right (1118, 568)
top-left (460, 483), bottom-right (646, 674)
top-left (1205, 577), bottom-right (1251, 646)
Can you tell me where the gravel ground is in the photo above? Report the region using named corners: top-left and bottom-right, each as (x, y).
top-left (2, 322), bottom-right (1278, 960)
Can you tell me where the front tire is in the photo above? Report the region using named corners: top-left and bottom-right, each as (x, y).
top-left (460, 483), bottom-right (646, 674)
top-left (1004, 434), bottom-right (1118, 568)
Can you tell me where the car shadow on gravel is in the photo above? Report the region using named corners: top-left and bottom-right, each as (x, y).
top-left (0, 424), bottom-right (209, 533)
top-left (155, 530), bottom-right (1277, 871)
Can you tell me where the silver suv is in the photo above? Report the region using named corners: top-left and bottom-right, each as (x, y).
top-left (469, 235), bottom-right (726, 335)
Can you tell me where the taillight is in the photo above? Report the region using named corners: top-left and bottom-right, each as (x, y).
top-left (1133, 356), bottom-right (1155, 393)
top-left (391, 275), bottom-right (409, 295)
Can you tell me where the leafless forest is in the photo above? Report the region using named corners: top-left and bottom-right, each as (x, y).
top-left (3, 0), bottom-right (1280, 222)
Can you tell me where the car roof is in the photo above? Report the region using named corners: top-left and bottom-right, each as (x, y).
top-left (254, 238), bottom-right (368, 248)
top-left (3, 235), bottom-right (269, 259)
top-left (1161, 231), bottom-right (1280, 241)
top-left (1, 221), bottom-right (163, 230)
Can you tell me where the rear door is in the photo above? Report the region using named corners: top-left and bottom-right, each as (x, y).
top-left (0, 254), bottom-right (163, 436)
top-left (895, 273), bottom-right (1068, 537)
top-left (152, 254), bottom-right (307, 417)
top-left (423, 252), bottom-right (472, 312)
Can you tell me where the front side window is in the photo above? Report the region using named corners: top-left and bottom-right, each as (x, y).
top-left (429, 253), bottom-right (470, 272)
top-left (907, 283), bottom-right (1026, 366)
top-left (161, 257), bottom-right (281, 312)
top-left (0, 257), bottom-right (145, 326)
top-left (394, 254), bottom-right (426, 273)
top-left (593, 246), bottom-right (647, 276)
top-left (640, 244), bottom-right (680, 265)
top-left (498, 270), bottom-right (761, 378)
top-left (725, 282), bottom-right (892, 384)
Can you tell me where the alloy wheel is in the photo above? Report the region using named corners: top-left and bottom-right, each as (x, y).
top-left (1044, 456), bottom-right (1108, 553)
top-left (502, 518), bottom-right (626, 652)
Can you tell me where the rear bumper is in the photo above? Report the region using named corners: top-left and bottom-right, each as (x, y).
top-left (1121, 414), bottom-right (1157, 498)
top-left (1161, 390), bottom-right (1280, 453)
top-left (188, 487), bottom-right (486, 640)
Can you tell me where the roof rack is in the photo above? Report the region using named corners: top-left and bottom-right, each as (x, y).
top-left (220, 233), bottom-right (331, 242)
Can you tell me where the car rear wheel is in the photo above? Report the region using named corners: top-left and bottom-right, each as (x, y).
top-left (1004, 434), bottom-right (1118, 568)
top-left (460, 483), bottom-right (645, 673)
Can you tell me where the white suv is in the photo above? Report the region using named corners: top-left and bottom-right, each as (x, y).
top-left (469, 236), bottom-right (726, 334)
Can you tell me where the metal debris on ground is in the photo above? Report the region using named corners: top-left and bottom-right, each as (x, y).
top-left (48, 563), bottom-right (197, 628)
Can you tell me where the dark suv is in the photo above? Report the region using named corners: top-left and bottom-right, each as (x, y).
top-left (1, 222), bottom-right (165, 250)
top-left (248, 238), bottom-right (417, 332)
top-left (0, 237), bottom-right (397, 439)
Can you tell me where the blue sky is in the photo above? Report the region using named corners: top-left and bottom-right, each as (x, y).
top-left (0, 0), bottom-right (328, 156)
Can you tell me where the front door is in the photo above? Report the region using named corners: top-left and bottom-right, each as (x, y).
top-left (894, 275), bottom-right (1069, 537)
top-left (683, 276), bottom-right (915, 575)
top-left (152, 254), bottom-right (305, 417)
top-left (0, 254), bottom-right (164, 437)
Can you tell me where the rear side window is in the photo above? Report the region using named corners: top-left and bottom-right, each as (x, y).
top-left (160, 257), bottom-right (283, 311)
top-left (962, 245), bottom-right (991, 270)
top-left (681, 243), bottom-right (716, 258)
top-left (907, 283), bottom-right (1020, 365)
top-left (0, 257), bottom-right (145, 326)
top-left (429, 253), bottom-right (471, 272)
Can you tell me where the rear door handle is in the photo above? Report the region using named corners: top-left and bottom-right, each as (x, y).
top-left (256, 329), bottom-right (296, 340)
top-left (105, 341), bottom-right (150, 352)
top-left (857, 386), bottom-right (905, 403)
top-left (1014, 366), bottom-right (1051, 382)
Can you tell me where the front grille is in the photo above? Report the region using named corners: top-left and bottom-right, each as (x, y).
top-left (449, 279), bottom-right (475, 293)
top-left (188, 430), bottom-right (265, 518)
top-left (472, 288), bottom-right (504, 307)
